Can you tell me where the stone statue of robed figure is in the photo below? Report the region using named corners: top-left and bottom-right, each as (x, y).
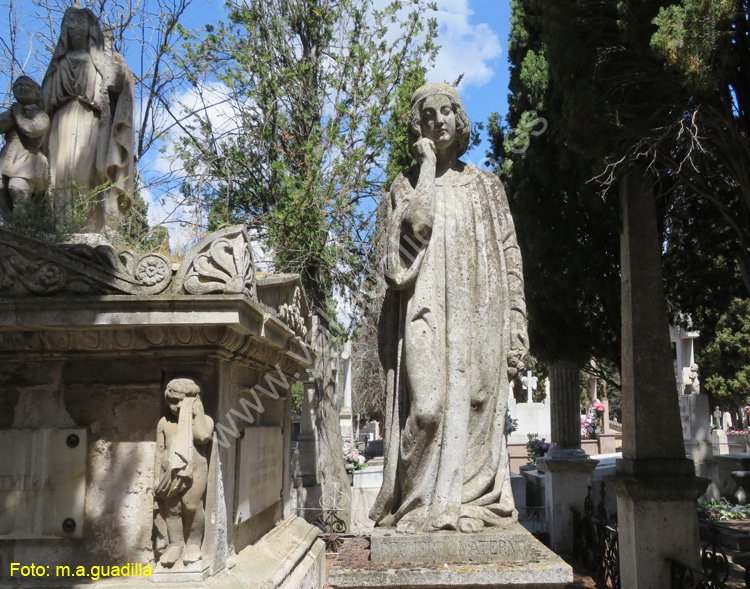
top-left (371, 83), bottom-right (528, 534)
top-left (42, 6), bottom-right (134, 233)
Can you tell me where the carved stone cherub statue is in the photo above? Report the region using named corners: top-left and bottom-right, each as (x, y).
top-left (686, 363), bottom-right (700, 395)
top-left (0, 76), bottom-right (50, 219)
top-left (153, 378), bottom-right (214, 567)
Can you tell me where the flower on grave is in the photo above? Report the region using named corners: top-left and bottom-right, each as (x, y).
top-left (344, 447), bottom-right (367, 473)
top-left (698, 499), bottom-right (750, 521)
top-left (525, 433), bottom-right (550, 465)
top-left (581, 415), bottom-right (597, 439)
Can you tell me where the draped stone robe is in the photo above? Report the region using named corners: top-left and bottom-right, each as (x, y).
top-left (42, 48), bottom-right (134, 232)
top-left (370, 162), bottom-right (526, 531)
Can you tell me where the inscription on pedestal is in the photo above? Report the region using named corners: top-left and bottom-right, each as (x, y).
top-left (0, 429), bottom-right (87, 539)
top-left (235, 426), bottom-right (283, 523)
top-left (679, 395), bottom-right (692, 440)
top-left (370, 523), bottom-right (533, 564)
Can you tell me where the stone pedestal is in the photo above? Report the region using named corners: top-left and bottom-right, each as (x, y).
top-left (608, 467), bottom-right (707, 588)
top-left (681, 393), bottom-right (720, 500)
top-left (328, 526), bottom-right (573, 588)
top-left (370, 524), bottom-right (533, 564)
top-left (595, 433), bottom-right (617, 455)
top-left (538, 457), bottom-right (598, 555)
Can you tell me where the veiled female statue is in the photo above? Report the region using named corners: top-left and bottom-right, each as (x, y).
top-left (42, 7), bottom-right (134, 233)
top-left (370, 84), bottom-right (528, 534)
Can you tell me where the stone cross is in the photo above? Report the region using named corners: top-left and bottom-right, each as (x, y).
top-left (521, 370), bottom-right (538, 403)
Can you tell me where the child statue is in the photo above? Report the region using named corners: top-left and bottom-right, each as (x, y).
top-left (0, 76), bottom-right (50, 219)
top-left (153, 378), bottom-right (214, 567)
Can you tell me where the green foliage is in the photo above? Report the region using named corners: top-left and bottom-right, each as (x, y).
top-left (175, 0), bottom-right (438, 311)
top-left (496, 0), bottom-right (750, 381)
top-left (492, 0), bottom-right (620, 369)
top-left (121, 191), bottom-right (170, 253)
top-left (652, 0), bottom-right (736, 94)
top-left (699, 498), bottom-right (750, 521)
top-left (5, 182), bottom-right (114, 239)
top-left (384, 65), bottom-right (427, 191)
top-left (703, 298), bottom-right (750, 410)
top-left (290, 380), bottom-right (304, 414)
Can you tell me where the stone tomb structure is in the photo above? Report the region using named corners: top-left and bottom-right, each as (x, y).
top-left (0, 225), bottom-right (325, 587)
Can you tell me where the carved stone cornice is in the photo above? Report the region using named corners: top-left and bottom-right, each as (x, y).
top-left (256, 274), bottom-right (310, 339)
top-left (171, 226), bottom-right (256, 300)
top-left (0, 295), bottom-right (313, 375)
top-left (0, 228), bottom-right (172, 296)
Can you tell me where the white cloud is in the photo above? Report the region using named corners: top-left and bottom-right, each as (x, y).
top-left (428, 0), bottom-right (502, 89)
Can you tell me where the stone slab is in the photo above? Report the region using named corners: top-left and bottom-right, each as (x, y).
top-left (370, 522), bottom-right (533, 564)
top-left (235, 426), bottom-right (283, 524)
top-left (152, 560), bottom-right (209, 583)
top-left (328, 535), bottom-right (572, 589)
top-left (0, 428), bottom-right (87, 539)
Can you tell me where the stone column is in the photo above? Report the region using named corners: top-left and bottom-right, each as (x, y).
top-left (607, 166), bottom-right (708, 587)
top-left (339, 340), bottom-right (353, 444)
top-left (294, 373), bottom-right (318, 487)
top-left (548, 362), bottom-right (586, 459)
top-left (539, 361), bottom-right (597, 554)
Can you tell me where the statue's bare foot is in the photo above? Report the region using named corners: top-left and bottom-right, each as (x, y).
top-left (183, 543), bottom-right (201, 564)
top-left (458, 517), bottom-right (484, 533)
top-left (159, 544), bottom-right (182, 567)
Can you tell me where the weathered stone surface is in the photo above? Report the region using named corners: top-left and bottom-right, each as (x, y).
top-left (172, 226), bottom-right (256, 299)
top-left (0, 428), bottom-right (87, 539)
top-left (256, 273), bottom-right (310, 338)
top-left (329, 535), bottom-right (572, 589)
top-left (43, 7), bottom-right (134, 233)
top-left (153, 378), bottom-right (214, 568)
top-left (0, 76), bottom-right (49, 217)
top-left (0, 228), bottom-right (172, 295)
top-left (153, 559), bottom-right (209, 583)
top-left (370, 522), bottom-right (533, 564)
top-left (235, 426), bottom-right (283, 523)
top-left (209, 516), bottom-right (325, 589)
top-left (611, 166), bottom-right (708, 588)
top-left (373, 82), bottom-right (528, 534)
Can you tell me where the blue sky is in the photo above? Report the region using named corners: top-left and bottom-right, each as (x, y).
top-left (172, 0), bottom-right (513, 161)
top-left (425, 0), bottom-right (512, 164)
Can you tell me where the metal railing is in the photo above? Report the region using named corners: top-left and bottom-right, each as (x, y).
top-left (572, 481), bottom-right (620, 589)
top-left (668, 524), bottom-right (750, 588)
top-left (293, 482), bottom-right (354, 553)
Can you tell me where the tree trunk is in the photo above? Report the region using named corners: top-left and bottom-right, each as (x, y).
top-left (312, 314), bottom-right (351, 530)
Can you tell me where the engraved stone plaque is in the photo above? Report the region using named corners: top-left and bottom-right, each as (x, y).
top-left (370, 523), bottom-right (534, 564)
top-left (0, 428), bottom-right (87, 539)
top-left (679, 395), bottom-right (692, 440)
top-left (235, 426), bottom-right (283, 523)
